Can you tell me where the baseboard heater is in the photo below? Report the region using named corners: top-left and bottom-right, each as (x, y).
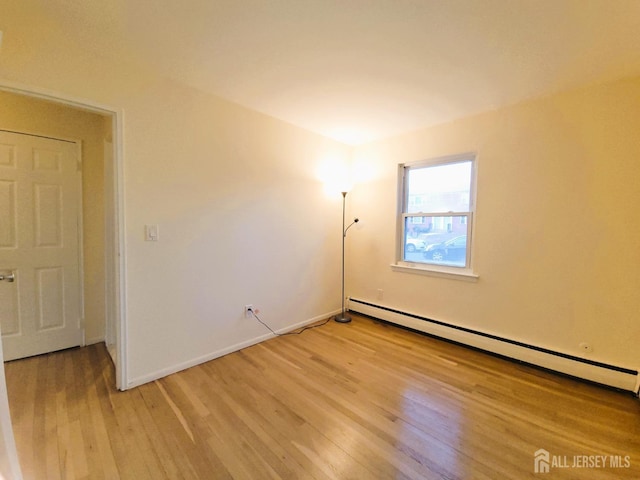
top-left (349, 298), bottom-right (639, 393)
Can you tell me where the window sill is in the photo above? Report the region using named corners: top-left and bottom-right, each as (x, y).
top-left (390, 262), bottom-right (479, 281)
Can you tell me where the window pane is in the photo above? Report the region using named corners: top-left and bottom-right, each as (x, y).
top-left (407, 161), bottom-right (472, 213)
top-left (403, 215), bottom-right (468, 267)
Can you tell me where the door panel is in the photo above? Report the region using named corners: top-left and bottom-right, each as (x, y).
top-left (35, 267), bottom-right (64, 330)
top-left (0, 131), bottom-right (83, 361)
top-left (0, 144), bottom-right (15, 167)
top-left (34, 183), bottom-right (63, 247)
top-left (0, 181), bottom-right (16, 248)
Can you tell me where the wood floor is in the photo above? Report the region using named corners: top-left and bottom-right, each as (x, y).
top-left (5, 314), bottom-right (640, 479)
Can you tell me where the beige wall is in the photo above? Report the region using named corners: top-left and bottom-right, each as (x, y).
top-left (350, 76), bottom-right (640, 371)
top-left (118, 77), bottom-right (349, 385)
top-left (0, 90), bottom-right (108, 344)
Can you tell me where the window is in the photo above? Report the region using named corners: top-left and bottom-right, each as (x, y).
top-left (399, 154), bottom-right (475, 272)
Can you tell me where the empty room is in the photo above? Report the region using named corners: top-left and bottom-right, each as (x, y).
top-left (0, 1), bottom-right (639, 479)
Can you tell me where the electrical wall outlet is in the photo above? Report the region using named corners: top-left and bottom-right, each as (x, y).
top-left (244, 305), bottom-right (253, 318)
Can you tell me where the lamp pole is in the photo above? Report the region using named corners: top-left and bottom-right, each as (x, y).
top-left (335, 191), bottom-right (357, 323)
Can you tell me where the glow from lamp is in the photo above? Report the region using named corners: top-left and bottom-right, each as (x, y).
top-left (316, 156), bottom-right (353, 197)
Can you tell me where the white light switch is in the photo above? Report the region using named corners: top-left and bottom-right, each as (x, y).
top-left (144, 224), bottom-right (159, 242)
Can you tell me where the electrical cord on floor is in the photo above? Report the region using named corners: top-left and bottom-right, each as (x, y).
top-left (249, 308), bottom-right (330, 336)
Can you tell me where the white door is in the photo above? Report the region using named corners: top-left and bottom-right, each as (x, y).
top-left (0, 131), bottom-right (83, 361)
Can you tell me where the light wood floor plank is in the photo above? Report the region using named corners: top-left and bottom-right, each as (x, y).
top-left (5, 314), bottom-right (640, 479)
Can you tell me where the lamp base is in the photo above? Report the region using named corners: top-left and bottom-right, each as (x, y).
top-left (334, 313), bottom-right (352, 323)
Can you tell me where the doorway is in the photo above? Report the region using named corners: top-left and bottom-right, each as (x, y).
top-left (0, 86), bottom-right (125, 390)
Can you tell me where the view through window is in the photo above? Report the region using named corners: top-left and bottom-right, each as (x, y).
top-left (401, 157), bottom-right (475, 269)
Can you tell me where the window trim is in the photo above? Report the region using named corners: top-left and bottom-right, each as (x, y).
top-left (394, 153), bottom-right (478, 278)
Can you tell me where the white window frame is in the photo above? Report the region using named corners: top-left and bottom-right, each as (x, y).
top-left (392, 153), bottom-right (478, 280)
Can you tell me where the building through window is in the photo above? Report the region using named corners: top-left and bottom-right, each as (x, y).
top-left (400, 154), bottom-right (475, 269)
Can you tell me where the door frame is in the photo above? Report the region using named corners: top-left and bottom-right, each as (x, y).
top-left (0, 80), bottom-right (128, 390)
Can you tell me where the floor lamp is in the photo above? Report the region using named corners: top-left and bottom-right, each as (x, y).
top-left (335, 191), bottom-right (358, 323)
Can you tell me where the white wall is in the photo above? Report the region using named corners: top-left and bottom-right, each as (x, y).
top-left (350, 76), bottom-right (640, 373)
top-left (0, 4), bottom-right (349, 387)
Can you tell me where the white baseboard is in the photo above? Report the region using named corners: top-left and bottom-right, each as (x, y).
top-left (349, 298), bottom-right (638, 392)
top-left (126, 309), bottom-right (341, 390)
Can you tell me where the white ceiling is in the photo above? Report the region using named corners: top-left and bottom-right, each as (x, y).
top-left (42, 0), bottom-right (640, 144)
